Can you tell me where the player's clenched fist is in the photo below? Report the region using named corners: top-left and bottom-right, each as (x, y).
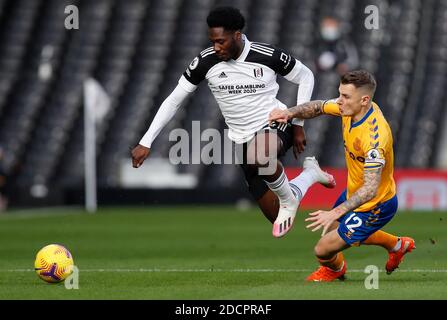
top-left (268, 108), bottom-right (291, 124)
top-left (131, 144), bottom-right (150, 168)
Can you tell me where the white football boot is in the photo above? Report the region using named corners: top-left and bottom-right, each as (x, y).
top-left (272, 157), bottom-right (335, 238)
top-left (303, 156), bottom-right (336, 188)
top-left (272, 197), bottom-right (299, 238)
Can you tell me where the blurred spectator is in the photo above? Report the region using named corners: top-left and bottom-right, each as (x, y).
top-left (315, 17), bottom-right (359, 75)
top-left (0, 145), bottom-right (8, 211)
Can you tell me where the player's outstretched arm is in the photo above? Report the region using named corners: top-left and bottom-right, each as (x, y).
top-left (268, 100), bottom-right (324, 124)
top-left (131, 83), bottom-right (192, 168)
top-left (288, 100), bottom-right (324, 119)
top-left (305, 166), bottom-right (382, 236)
top-left (335, 166), bottom-right (382, 215)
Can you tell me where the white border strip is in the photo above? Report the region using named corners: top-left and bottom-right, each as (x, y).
top-left (6, 268), bottom-right (447, 273)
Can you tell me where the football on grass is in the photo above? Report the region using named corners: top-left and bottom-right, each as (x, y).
top-left (34, 244), bottom-right (74, 283)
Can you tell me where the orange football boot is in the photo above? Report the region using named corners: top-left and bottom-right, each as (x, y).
top-left (386, 237), bottom-right (415, 275)
top-left (306, 262), bottom-right (347, 282)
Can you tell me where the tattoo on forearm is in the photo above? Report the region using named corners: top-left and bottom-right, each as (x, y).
top-left (289, 100), bottom-right (324, 119)
top-left (337, 167), bottom-right (382, 215)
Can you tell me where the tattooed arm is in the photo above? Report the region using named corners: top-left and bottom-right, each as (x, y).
top-left (287, 100), bottom-right (324, 119)
top-left (332, 166), bottom-right (382, 217)
top-left (269, 100), bottom-right (324, 123)
top-left (305, 166), bottom-right (382, 236)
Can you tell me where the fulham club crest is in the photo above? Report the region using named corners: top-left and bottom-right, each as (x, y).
top-left (253, 67), bottom-right (264, 78)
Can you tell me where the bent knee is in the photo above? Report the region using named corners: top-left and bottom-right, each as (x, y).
top-left (314, 243), bottom-right (333, 260)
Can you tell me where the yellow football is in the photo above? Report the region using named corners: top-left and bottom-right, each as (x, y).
top-left (34, 244), bottom-right (74, 283)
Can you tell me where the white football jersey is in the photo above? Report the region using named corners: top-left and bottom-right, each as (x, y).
top-left (178, 35), bottom-right (304, 144)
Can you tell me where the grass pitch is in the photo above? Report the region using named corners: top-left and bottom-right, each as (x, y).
top-left (0, 206), bottom-right (446, 300)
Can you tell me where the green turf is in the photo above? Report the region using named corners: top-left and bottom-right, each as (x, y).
top-left (0, 206), bottom-right (446, 299)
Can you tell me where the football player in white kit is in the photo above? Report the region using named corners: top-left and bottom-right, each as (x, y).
top-left (132, 7), bottom-right (335, 237)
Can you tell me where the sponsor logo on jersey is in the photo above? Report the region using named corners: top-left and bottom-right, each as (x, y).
top-left (218, 72), bottom-right (228, 78)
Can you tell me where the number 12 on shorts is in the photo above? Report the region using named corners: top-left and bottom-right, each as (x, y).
top-left (345, 213), bottom-right (362, 233)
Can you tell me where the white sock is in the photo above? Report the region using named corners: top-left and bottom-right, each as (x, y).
top-left (288, 169), bottom-right (318, 201)
top-left (391, 238), bottom-right (402, 252)
top-left (264, 169), bottom-right (295, 204)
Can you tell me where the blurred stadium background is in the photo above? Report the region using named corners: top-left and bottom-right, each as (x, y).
top-left (1, 0), bottom-right (447, 301)
top-left (0, 0), bottom-right (446, 211)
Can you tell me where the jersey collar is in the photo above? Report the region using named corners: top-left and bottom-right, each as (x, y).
top-left (235, 34), bottom-right (251, 62)
top-left (350, 105), bottom-right (374, 129)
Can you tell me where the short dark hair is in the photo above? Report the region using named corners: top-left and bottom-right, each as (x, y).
top-left (340, 70), bottom-right (377, 95)
top-left (207, 6), bottom-right (245, 31)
